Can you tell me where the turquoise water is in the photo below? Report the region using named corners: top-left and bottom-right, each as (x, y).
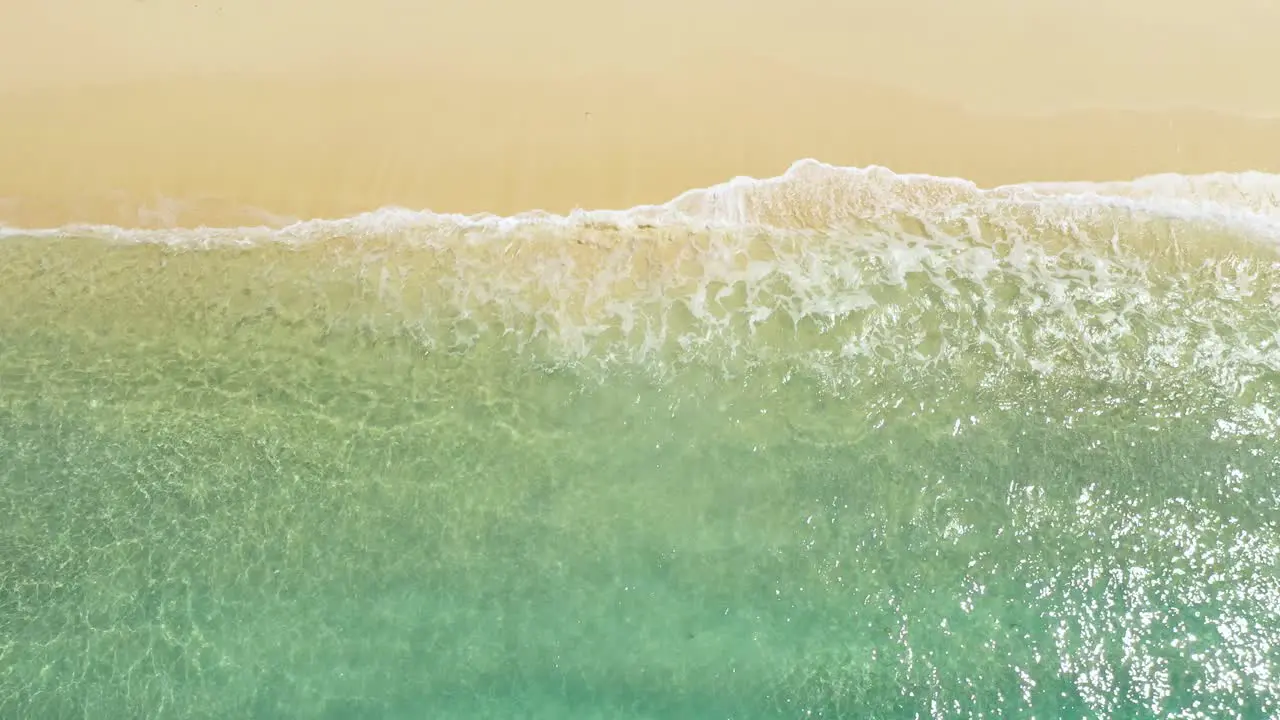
top-left (2, 163), bottom-right (1280, 718)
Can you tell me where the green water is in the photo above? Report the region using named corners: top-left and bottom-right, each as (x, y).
top-left (1, 192), bottom-right (1279, 719)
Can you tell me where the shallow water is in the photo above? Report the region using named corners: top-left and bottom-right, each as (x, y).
top-left (2, 163), bottom-right (1279, 719)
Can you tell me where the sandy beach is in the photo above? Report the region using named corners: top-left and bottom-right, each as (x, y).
top-left (2, 0), bottom-right (1279, 227)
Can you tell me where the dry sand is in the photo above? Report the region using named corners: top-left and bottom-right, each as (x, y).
top-left (2, 0), bottom-right (1279, 227)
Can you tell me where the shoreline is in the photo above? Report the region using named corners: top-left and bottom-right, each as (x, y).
top-left (3, 64), bottom-right (1280, 228)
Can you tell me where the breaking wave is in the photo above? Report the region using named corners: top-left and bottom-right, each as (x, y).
top-left (1, 160), bottom-right (1277, 391)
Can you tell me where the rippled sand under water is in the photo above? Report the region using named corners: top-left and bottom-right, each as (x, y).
top-left (1, 163), bottom-right (1279, 718)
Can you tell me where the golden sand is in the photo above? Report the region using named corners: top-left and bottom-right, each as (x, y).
top-left (2, 0), bottom-right (1279, 227)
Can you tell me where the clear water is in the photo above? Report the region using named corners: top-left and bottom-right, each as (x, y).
top-left (2, 164), bottom-right (1280, 719)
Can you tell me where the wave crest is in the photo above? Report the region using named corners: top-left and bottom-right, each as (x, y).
top-left (4, 160), bottom-right (1280, 245)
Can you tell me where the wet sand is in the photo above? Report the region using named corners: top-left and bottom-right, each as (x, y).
top-left (2, 0), bottom-right (1279, 226)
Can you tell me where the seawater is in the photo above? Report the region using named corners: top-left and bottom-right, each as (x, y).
top-left (1, 161), bottom-right (1279, 719)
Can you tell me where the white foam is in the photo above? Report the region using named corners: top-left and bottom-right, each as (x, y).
top-left (3, 160), bottom-right (1280, 245)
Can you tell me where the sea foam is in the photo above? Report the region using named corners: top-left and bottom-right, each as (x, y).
top-left (2, 160), bottom-right (1280, 246)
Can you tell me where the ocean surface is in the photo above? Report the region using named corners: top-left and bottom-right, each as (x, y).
top-left (1, 160), bottom-right (1279, 719)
